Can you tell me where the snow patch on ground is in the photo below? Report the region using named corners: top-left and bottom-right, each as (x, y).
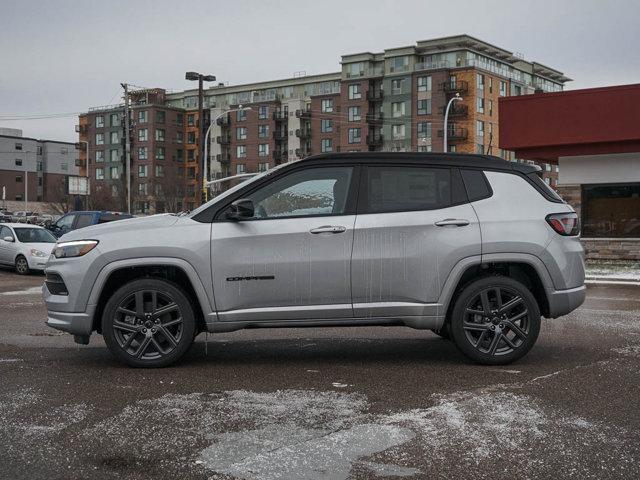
top-left (586, 261), bottom-right (640, 281)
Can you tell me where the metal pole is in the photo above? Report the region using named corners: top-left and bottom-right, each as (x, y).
top-left (24, 151), bottom-right (27, 212)
top-left (122, 83), bottom-right (131, 213)
top-left (443, 93), bottom-right (462, 153)
top-left (198, 75), bottom-right (204, 205)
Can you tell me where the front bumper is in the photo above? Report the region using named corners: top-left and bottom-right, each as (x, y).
top-left (547, 285), bottom-right (586, 318)
top-left (45, 301), bottom-right (96, 336)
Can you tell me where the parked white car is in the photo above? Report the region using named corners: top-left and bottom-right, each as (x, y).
top-left (0, 223), bottom-right (57, 274)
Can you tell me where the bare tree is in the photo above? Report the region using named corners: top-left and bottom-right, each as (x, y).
top-left (48, 177), bottom-right (74, 214)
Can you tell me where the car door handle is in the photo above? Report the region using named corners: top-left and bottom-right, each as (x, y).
top-left (434, 218), bottom-right (470, 227)
top-left (310, 225), bottom-right (347, 234)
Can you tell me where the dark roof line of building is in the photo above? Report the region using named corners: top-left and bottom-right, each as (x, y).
top-left (0, 134), bottom-right (77, 146)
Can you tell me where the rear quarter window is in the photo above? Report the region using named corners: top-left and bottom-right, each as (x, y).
top-left (461, 169), bottom-right (492, 201)
top-left (526, 172), bottom-right (564, 203)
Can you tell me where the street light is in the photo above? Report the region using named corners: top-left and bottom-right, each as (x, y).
top-left (443, 93), bottom-right (463, 153)
top-left (203, 105), bottom-right (252, 202)
top-left (185, 71), bottom-right (216, 204)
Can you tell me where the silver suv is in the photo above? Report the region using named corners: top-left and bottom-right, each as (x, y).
top-left (43, 153), bottom-right (586, 367)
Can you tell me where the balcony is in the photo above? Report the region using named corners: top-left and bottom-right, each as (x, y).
top-left (216, 115), bottom-right (230, 126)
top-left (440, 80), bottom-right (469, 95)
top-left (366, 112), bottom-right (383, 125)
top-left (216, 153), bottom-right (231, 164)
top-left (273, 150), bottom-right (287, 162)
top-left (273, 131), bottom-right (286, 141)
top-left (366, 133), bottom-right (383, 146)
top-left (366, 90), bottom-right (383, 102)
top-left (272, 110), bottom-right (287, 121)
top-left (438, 104), bottom-right (469, 118)
top-left (295, 128), bottom-right (311, 139)
top-left (295, 108), bottom-right (311, 119)
top-left (216, 135), bottom-right (231, 145)
top-left (437, 127), bottom-right (468, 141)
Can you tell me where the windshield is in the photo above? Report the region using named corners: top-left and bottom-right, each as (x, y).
top-left (14, 227), bottom-right (57, 243)
top-left (188, 165), bottom-right (289, 218)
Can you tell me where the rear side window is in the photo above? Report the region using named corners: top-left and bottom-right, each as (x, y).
top-left (74, 213), bottom-right (94, 229)
top-left (461, 169), bottom-right (492, 201)
top-left (364, 166), bottom-right (453, 213)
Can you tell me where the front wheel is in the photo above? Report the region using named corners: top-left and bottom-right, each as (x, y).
top-left (15, 255), bottom-right (30, 275)
top-left (102, 278), bottom-right (196, 368)
top-left (449, 276), bottom-right (540, 365)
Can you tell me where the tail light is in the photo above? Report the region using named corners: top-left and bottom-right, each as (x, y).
top-left (546, 212), bottom-right (580, 236)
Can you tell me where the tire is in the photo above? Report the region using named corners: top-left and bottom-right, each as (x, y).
top-left (449, 276), bottom-right (540, 365)
top-left (431, 323), bottom-right (451, 340)
top-left (102, 278), bottom-right (196, 368)
top-left (15, 255), bottom-right (30, 275)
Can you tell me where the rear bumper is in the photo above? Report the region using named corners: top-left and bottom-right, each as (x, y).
top-left (547, 285), bottom-right (586, 318)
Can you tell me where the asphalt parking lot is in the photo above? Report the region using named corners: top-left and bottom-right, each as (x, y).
top-left (1, 268), bottom-right (639, 480)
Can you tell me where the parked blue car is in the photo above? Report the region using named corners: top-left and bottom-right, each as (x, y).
top-left (47, 211), bottom-right (133, 238)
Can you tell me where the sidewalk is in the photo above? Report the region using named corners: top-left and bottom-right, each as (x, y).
top-left (585, 260), bottom-right (640, 285)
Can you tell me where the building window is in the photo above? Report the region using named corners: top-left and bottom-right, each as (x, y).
top-left (96, 168), bottom-right (104, 180)
top-left (187, 114), bottom-right (195, 126)
top-left (109, 149), bottom-right (118, 162)
top-left (348, 128), bottom-right (361, 144)
top-left (15, 175), bottom-right (23, 183)
top-left (258, 106), bottom-right (268, 119)
top-left (14, 142), bottom-right (22, 151)
top-left (156, 146), bottom-right (165, 160)
top-left (499, 81), bottom-right (507, 97)
top-left (155, 165), bottom-right (164, 177)
top-left (417, 122), bottom-right (431, 138)
top-left (390, 56), bottom-right (409, 73)
top-left (488, 99), bottom-right (493, 116)
top-left (258, 162), bottom-right (269, 172)
top-left (15, 159), bottom-right (22, 166)
top-left (187, 149), bottom-right (195, 161)
top-left (417, 145), bottom-right (432, 152)
top-left (176, 131), bottom-right (183, 143)
top-left (155, 129), bottom-right (165, 141)
top-left (110, 166), bottom-right (119, 179)
top-left (156, 111), bottom-right (166, 123)
top-left (348, 84), bottom-right (361, 100)
top-left (321, 138), bottom-right (332, 153)
top-left (110, 132), bottom-right (119, 144)
top-left (176, 113), bottom-right (184, 125)
top-left (258, 144), bottom-right (269, 157)
top-left (236, 110), bottom-right (247, 122)
top-left (236, 164), bottom-right (246, 174)
top-left (392, 124), bottom-right (406, 140)
top-left (176, 149), bottom-right (184, 162)
top-left (237, 145), bottom-right (246, 158)
top-left (36, 145), bottom-right (42, 155)
top-left (392, 101), bottom-right (406, 118)
top-left (321, 99), bottom-right (334, 113)
top-left (417, 99), bottom-right (431, 115)
top-left (95, 133), bottom-right (104, 145)
top-left (488, 77), bottom-right (493, 94)
top-left (138, 183), bottom-right (148, 195)
top-left (477, 73), bottom-right (484, 91)
top-left (110, 113), bottom-right (120, 126)
top-left (138, 129), bottom-right (148, 141)
top-left (417, 76), bottom-right (432, 92)
top-left (476, 144), bottom-right (484, 154)
top-left (187, 132), bottom-right (195, 144)
top-left (138, 110), bottom-right (148, 123)
top-left (514, 85), bottom-right (522, 96)
top-left (96, 115), bottom-right (104, 128)
top-left (138, 147), bottom-right (147, 160)
top-left (321, 119), bottom-right (332, 133)
top-left (138, 165), bottom-right (147, 177)
top-left (477, 98), bottom-right (485, 114)
top-left (476, 120), bottom-right (484, 137)
top-left (391, 78), bottom-right (404, 95)
top-left (236, 127), bottom-right (247, 140)
top-left (96, 151), bottom-right (104, 163)
top-left (258, 125), bottom-right (269, 138)
top-left (348, 106), bottom-right (361, 122)
top-left (188, 167), bottom-right (195, 179)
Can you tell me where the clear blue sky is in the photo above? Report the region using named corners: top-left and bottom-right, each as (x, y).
top-left (1, 0), bottom-right (639, 141)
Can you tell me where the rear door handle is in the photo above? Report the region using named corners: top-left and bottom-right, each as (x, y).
top-left (434, 218), bottom-right (470, 227)
top-left (310, 225), bottom-right (347, 234)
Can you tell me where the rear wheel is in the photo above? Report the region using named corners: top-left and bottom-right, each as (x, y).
top-left (15, 255), bottom-right (30, 275)
top-left (102, 278), bottom-right (196, 368)
top-left (449, 276), bottom-right (540, 365)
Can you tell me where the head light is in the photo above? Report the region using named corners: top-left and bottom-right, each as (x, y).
top-left (30, 249), bottom-right (47, 258)
top-left (53, 240), bottom-right (99, 259)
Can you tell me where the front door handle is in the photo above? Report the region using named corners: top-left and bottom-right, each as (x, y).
top-left (434, 218), bottom-right (470, 227)
top-left (310, 225), bottom-right (347, 234)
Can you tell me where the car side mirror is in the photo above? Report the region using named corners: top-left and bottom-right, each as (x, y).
top-left (3, 236), bottom-right (14, 242)
top-left (226, 199), bottom-right (254, 221)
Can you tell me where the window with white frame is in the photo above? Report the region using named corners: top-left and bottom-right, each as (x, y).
top-left (476, 120), bottom-right (484, 137)
top-left (348, 106), bottom-right (361, 122)
top-left (348, 128), bottom-right (361, 144)
top-left (258, 144), bottom-right (269, 157)
top-left (392, 124), bottom-right (406, 140)
top-left (321, 99), bottom-right (333, 113)
top-left (138, 110), bottom-right (147, 123)
top-left (109, 149), bottom-right (118, 162)
top-left (417, 122), bottom-right (431, 138)
top-left (258, 106), bottom-right (268, 119)
top-left (96, 150), bottom-right (104, 163)
top-left (110, 131), bottom-right (119, 144)
top-left (236, 110), bottom-right (247, 122)
top-left (156, 146), bottom-right (165, 160)
top-left (348, 84), bottom-right (362, 100)
top-left (96, 133), bottom-right (104, 145)
top-left (477, 73), bottom-right (484, 91)
top-left (110, 166), bottom-right (119, 179)
top-left (417, 99), bottom-right (431, 115)
top-left (138, 165), bottom-right (147, 177)
top-left (391, 78), bottom-right (404, 95)
top-left (236, 163), bottom-right (246, 174)
top-left (321, 119), bottom-right (332, 133)
top-left (321, 138), bottom-right (332, 153)
top-left (236, 127), bottom-right (247, 140)
top-left (258, 125), bottom-right (269, 138)
top-left (258, 162), bottom-right (269, 172)
top-left (237, 145), bottom-right (246, 158)
top-left (138, 146), bottom-right (147, 160)
top-left (155, 129), bottom-right (165, 141)
top-left (417, 76), bottom-right (432, 92)
top-left (96, 168), bottom-right (104, 180)
top-left (95, 115), bottom-right (104, 128)
top-left (110, 113), bottom-right (120, 126)
top-left (499, 81), bottom-right (507, 97)
top-left (417, 145), bottom-right (432, 152)
top-left (138, 183), bottom-right (148, 195)
top-left (392, 101), bottom-right (406, 118)
top-left (138, 129), bottom-right (148, 141)
top-left (155, 165), bottom-right (164, 177)
top-left (477, 98), bottom-right (484, 114)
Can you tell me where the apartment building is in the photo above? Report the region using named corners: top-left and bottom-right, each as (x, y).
top-left (80, 35), bottom-right (569, 213)
top-left (0, 128), bottom-right (79, 204)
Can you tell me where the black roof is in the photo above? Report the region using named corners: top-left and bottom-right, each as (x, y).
top-left (296, 152), bottom-right (540, 174)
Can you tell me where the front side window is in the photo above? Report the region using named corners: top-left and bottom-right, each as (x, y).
top-left (246, 167), bottom-right (353, 219)
top-left (13, 227), bottom-right (56, 243)
top-left (365, 166), bottom-right (452, 213)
